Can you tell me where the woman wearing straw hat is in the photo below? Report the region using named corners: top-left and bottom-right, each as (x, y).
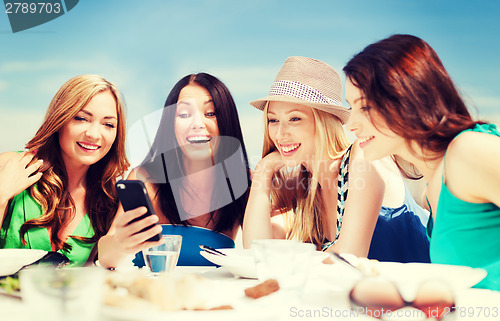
top-left (242, 56), bottom-right (430, 262)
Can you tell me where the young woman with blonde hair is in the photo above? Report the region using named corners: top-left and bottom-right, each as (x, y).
top-left (0, 74), bottom-right (129, 265)
top-left (243, 57), bottom-right (430, 262)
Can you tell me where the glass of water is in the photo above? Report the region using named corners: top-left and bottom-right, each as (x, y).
top-left (20, 266), bottom-right (104, 321)
top-left (143, 234), bottom-right (182, 274)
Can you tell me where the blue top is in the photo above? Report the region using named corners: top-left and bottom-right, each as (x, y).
top-left (430, 123), bottom-right (500, 290)
top-left (322, 145), bottom-right (430, 263)
top-left (368, 184), bottom-right (430, 263)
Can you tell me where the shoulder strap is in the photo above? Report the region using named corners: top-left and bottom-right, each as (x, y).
top-left (424, 195), bottom-right (434, 238)
top-left (335, 145), bottom-right (353, 241)
top-left (320, 145), bottom-right (353, 251)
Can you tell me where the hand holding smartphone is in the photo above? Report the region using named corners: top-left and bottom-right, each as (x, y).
top-left (115, 179), bottom-right (162, 242)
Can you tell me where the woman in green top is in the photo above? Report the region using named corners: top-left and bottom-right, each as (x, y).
top-left (0, 75), bottom-right (129, 266)
top-left (343, 34), bottom-right (500, 290)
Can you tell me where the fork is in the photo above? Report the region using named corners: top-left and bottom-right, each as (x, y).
top-left (199, 245), bottom-right (227, 256)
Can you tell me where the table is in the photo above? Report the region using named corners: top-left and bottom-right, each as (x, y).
top-left (2, 265), bottom-right (500, 321)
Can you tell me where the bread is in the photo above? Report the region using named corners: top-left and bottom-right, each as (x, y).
top-left (104, 272), bottom-right (209, 311)
top-left (244, 279), bottom-right (280, 299)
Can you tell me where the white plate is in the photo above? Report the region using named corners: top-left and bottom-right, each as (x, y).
top-left (200, 249), bottom-right (256, 278)
top-left (0, 249), bottom-right (47, 276)
top-left (102, 272), bottom-right (277, 321)
top-left (200, 248), bottom-right (329, 279)
top-left (102, 304), bottom-right (276, 321)
top-left (310, 256), bottom-right (487, 294)
top-left (376, 261), bottom-right (487, 290)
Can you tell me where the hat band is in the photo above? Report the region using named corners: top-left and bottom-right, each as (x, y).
top-left (269, 80), bottom-right (342, 106)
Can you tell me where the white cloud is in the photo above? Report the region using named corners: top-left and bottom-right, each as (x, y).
top-left (459, 86), bottom-right (500, 116)
top-left (470, 96), bottom-right (500, 111)
top-left (0, 59), bottom-right (110, 73)
top-left (204, 66), bottom-right (277, 94)
top-left (0, 60), bottom-right (61, 73)
top-left (171, 63), bottom-right (277, 103)
top-left (0, 110), bottom-right (44, 151)
top-left (239, 112), bottom-right (264, 169)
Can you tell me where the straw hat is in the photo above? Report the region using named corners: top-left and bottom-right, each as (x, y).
top-left (250, 56), bottom-right (350, 124)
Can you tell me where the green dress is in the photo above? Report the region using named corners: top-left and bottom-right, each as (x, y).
top-left (0, 189), bottom-right (95, 266)
top-left (430, 124), bottom-right (500, 290)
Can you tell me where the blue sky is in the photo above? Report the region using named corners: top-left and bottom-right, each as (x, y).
top-left (1, 0), bottom-right (499, 168)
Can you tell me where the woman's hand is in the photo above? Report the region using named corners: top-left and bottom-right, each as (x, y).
top-left (110, 206), bottom-right (164, 255)
top-left (0, 152), bottom-right (43, 204)
top-left (98, 168), bottom-right (165, 269)
top-left (242, 151), bottom-right (286, 248)
top-left (97, 205), bottom-right (164, 269)
top-left (252, 151), bottom-right (285, 189)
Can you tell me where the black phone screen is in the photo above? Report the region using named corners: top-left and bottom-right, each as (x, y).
top-left (115, 179), bottom-right (161, 242)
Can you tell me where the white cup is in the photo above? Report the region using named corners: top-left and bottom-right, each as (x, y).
top-left (20, 266), bottom-right (104, 321)
top-left (143, 234), bottom-right (182, 274)
top-left (252, 239), bottom-right (315, 294)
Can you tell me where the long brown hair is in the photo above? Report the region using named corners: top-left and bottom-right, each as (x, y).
top-left (263, 103), bottom-right (349, 246)
top-left (20, 75), bottom-right (129, 251)
top-left (139, 73), bottom-right (251, 233)
top-left (343, 34), bottom-right (482, 178)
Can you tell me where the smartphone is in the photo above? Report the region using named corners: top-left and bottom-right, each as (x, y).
top-left (115, 179), bottom-right (161, 242)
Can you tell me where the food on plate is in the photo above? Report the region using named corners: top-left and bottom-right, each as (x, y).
top-left (244, 279), bottom-right (280, 299)
top-left (196, 305), bottom-right (233, 311)
top-left (356, 258), bottom-right (380, 276)
top-left (105, 271), bottom-right (205, 311)
top-left (0, 276), bottom-right (20, 294)
top-left (104, 271), bottom-right (232, 311)
top-left (339, 253), bottom-right (380, 276)
top-left (322, 256), bottom-right (334, 264)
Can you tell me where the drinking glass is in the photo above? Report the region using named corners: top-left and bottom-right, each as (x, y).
top-left (252, 239), bottom-right (315, 294)
top-left (20, 266), bottom-right (104, 321)
top-left (143, 234), bottom-right (182, 274)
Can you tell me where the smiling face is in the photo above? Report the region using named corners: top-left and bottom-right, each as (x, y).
top-left (345, 77), bottom-right (405, 161)
top-left (58, 90), bottom-right (118, 169)
top-left (267, 101), bottom-right (316, 167)
top-left (174, 83), bottom-right (220, 161)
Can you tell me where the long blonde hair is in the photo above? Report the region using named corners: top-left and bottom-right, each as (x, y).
top-left (21, 74), bottom-right (130, 251)
top-left (263, 103), bottom-right (350, 246)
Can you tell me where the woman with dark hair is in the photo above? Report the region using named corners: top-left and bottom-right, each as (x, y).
top-left (98, 73), bottom-right (251, 268)
top-left (0, 74), bottom-right (129, 266)
top-left (344, 34), bottom-right (500, 290)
